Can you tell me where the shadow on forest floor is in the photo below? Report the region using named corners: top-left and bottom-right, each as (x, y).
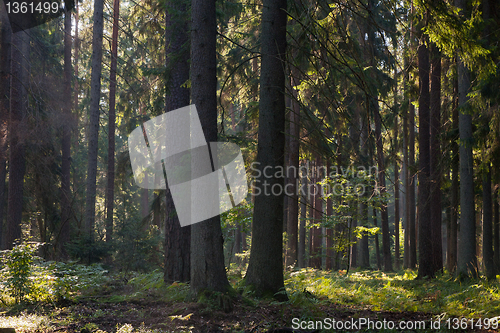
top-left (1, 268), bottom-right (500, 332)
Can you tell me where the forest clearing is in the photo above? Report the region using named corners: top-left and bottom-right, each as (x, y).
top-left (1, 0), bottom-right (500, 331)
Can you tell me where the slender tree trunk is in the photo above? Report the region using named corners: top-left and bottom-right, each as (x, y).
top-left (104, 0), bottom-right (120, 246)
top-left (310, 156), bottom-right (322, 269)
top-left (417, 36), bottom-right (433, 278)
top-left (84, 0), bottom-right (104, 248)
top-left (373, 207), bottom-right (381, 270)
top-left (494, 187), bottom-right (499, 273)
top-left (0, 15), bottom-right (11, 250)
top-left (394, 103), bottom-right (400, 271)
top-left (448, 73), bottom-right (459, 273)
top-left (59, 9), bottom-right (73, 259)
top-left (430, 42), bottom-right (442, 274)
top-left (285, 72), bottom-right (300, 268)
top-left (164, 0), bottom-right (190, 284)
top-left (298, 168), bottom-right (307, 268)
top-left (6, 30), bottom-right (29, 249)
top-left (190, 0), bottom-right (229, 295)
top-left (482, 166), bottom-right (494, 279)
top-left (245, 0), bottom-right (288, 300)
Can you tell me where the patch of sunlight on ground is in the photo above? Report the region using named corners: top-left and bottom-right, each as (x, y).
top-left (0, 314), bottom-right (52, 332)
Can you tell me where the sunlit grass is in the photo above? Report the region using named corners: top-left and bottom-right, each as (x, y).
top-left (284, 268), bottom-right (500, 318)
top-left (0, 313), bottom-right (52, 332)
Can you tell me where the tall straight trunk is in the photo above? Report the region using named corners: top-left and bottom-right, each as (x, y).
top-left (448, 74), bottom-right (459, 273)
top-left (164, 0), bottom-right (190, 284)
top-left (456, 0), bottom-right (477, 278)
top-left (482, 166), bottom-right (494, 279)
top-left (190, 0), bottom-right (229, 295)
top-left (104, 0), bottom-right (120, 245)
top-left (6, 30), bottom-right (29, 249)
top-left (326, 169), bottom-right (334, 270)
top-left (0, 16), bottom-right (11, 250)
top-left (84, 0), bottom-right (104, 245)
top-left (310, 156), bottom-right (322, 269)
top-left (394, 102), bottom-right (400, 271)
top-left (373, 207), bottom-right (381, 270)
top-left (417, 37), bottom-right (433, 278)
top-left (285, 73), bottom-right (300, 268)
top-left (373, 104), bottom-right (392, 271)
top-left (430, 43), bottom-right (442, 274)
top-left (297, 168), bottom-right (307, 268)
top-left (245, 0), bottom-right (287, 300)
top-left (494, 188), bottom-right (499, 272)
top-left (59, 9), bottom-right (72, 259)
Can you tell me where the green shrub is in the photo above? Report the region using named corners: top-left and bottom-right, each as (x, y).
top-left (0, 242), bottom-right (42, 303)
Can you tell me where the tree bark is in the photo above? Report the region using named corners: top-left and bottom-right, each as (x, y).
top-left (456, 0), bottom-right (477, 277)
top-left (190, 0), bottom-right (229, 295)
top-left (0, 14), bottom-right (11, 250)
top-left (84, 0), bottom-right (104, 247)
top-left (417, 37), bottom-right (433, 279)
top-left (59, 8), bottom-right (73, 259)
top-left (104, 0), bottom-right (120, 246)
top-left (164, 0), bottom-right (190, 284)
top-left (6, 30), bottom-right (29, 249)
top-left (245, 0), bottom-right (288, 300)
top-left (482, 166), bottom-right (494, 279)
top-left (297, 167), bottom-right (307, 268)
top-left (430, 42), bottom-right (442, 274)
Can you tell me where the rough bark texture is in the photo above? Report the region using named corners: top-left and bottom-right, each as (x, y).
top-left (6, 30), bottom-right (29, 249)
top-left (164, 0), bottom-right (190, 284)
top-left (84, 0), bottom-right (104, 244)
top-left (482, 167), bottom-right (494, 279)
top-left (104, 0), bottom-right (120, 246)
top-left (245, 0), bottom-right (288, 300)
top-left (417, 39), bottom-right (433, 279)
top-left (0, 15), bottom-right (11, 250)
top-left (429, 43), bottom-right (442, 274)
top-left (190, 0), bottom-right (229, 295)
top-left (59, 9), bottom-right (73, 259)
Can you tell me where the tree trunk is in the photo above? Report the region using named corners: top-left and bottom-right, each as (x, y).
top-left (59, 8), bottom-right (73, 259)
top-left (285, 72), bottom-right (300, 268)
top-left (190, 0), bottom-right (229, 295)
top-left (0, 15), bottom-right (11, 250)
top-left (105, 0), bottom-right (120, 246)
top-left (164, 0), bottom-right (190, 284)
top-left (298, 167), bottom-right (307, 268)
top-left (310, 156), bottom-right (322, 269)
top-left (456, 0), bottom-right (477, 277)
top-left (373, 207), bottom-right (381, 270)
top-left (84, 0), bottom-right (104, 247)
top-left (6, 30), bottom-right (29, 249)
top-left (417, 37), bottom-right (433, 279)
top-left (430, 42), bottom-right (442, 274)
top-left (245, 0), bottom-right (287, 300)
top-left (482, 166), bottom-right (494, 279)
top-left (448, 73), bottom-right (459, 273)
top-left (393, 101), bottom-right (400, 271)
top-left (494, 187), bottom-right (499, 273)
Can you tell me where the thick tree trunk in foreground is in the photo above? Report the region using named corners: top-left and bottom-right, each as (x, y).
top-left (164, 0), bottom-right (190, 284)
top-left (0, 16), bottom-right (11, 250)
top-left (455, 0), bottom-right (477, 277)
top-left (417, 39), bottom-right (433, 279)
top-left (6, 30), bottom-right (29, 249)
top-left (245, 0), bottom-right (288, 300)
top-left (430, 43), bottom-right (442, 274)
top-left (84, 0), bottom-right (104, 247)
top-left (190, 0), bottom-right (229, 295)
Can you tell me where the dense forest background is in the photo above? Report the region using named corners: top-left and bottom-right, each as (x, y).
top-left (0, 0), bottom-right (500, 312)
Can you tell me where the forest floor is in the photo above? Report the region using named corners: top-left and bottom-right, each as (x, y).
top-left (1, 267), bottom-right (500, 332)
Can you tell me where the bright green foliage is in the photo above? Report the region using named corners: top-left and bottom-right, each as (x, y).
top-left (285, 269), bottom-right (500, 318)
top-left (0, 242), bottom-right (41, 303)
